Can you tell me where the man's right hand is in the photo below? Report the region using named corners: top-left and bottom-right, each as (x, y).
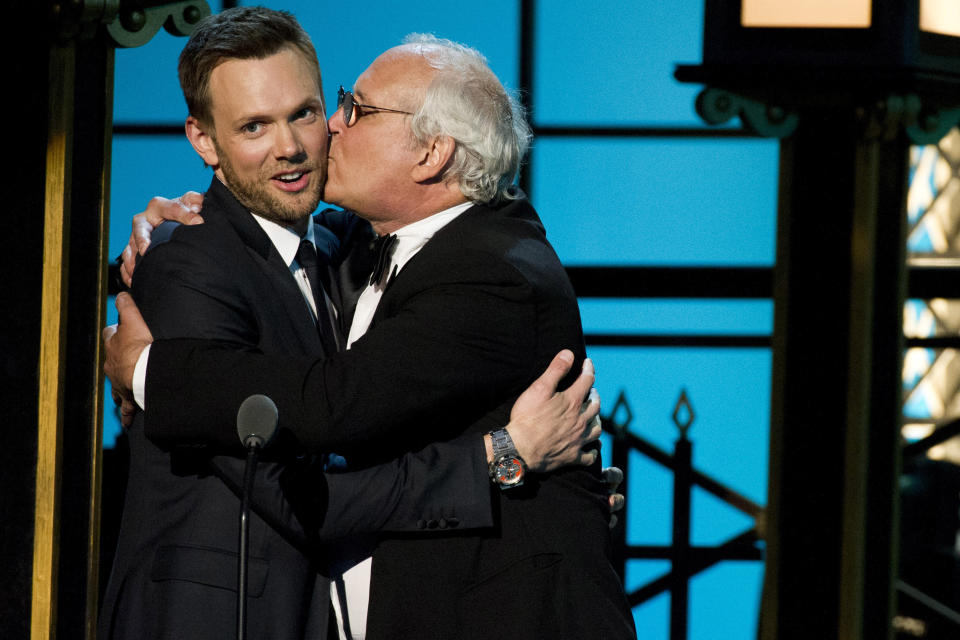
top-left (119, 192), bottom-right (205, 287)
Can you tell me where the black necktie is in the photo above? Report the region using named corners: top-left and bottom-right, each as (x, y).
top-left (368, 234), bottom-right (397, 286)
top-left (296, 239), bottom-right (340, 355)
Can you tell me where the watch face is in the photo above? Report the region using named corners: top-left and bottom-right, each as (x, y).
top-left (495, 456), bottom-right (525, 486)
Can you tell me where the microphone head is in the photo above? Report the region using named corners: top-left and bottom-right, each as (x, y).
top-left (236, 394), bottom-right (279, 450)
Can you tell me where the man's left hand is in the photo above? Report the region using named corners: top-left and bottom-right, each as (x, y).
top-left (502, 350), bottom-right (602, 473)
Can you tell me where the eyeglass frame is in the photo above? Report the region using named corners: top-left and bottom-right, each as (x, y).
top-left (337, 85), bottom-right (414, 127)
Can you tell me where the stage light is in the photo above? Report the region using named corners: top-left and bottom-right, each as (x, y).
top-left (701, 0), bottom-right (960, 77)
top-left (741, 0), bottom-right (871, 28)
top-left (921, 0), bottom-right (960, 38)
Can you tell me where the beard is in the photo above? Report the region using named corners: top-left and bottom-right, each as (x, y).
top-left (215, 141), bottom-right (324, 226)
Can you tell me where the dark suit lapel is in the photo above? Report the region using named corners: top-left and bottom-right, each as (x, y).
top-left (249, 243), bottom-right (326, 354)
top-left (365, 197), bottom-right (543, 329)
top-left (367, 203), bottom-right (482, 328)
top-left (204, 178), bottom-right (325, 355)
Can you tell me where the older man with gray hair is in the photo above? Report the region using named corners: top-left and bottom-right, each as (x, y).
top-left (107, 32), bottom-right (636, 639)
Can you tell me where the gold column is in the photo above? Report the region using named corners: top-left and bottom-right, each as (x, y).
top-left (32, 42), bottom-right (75, 640)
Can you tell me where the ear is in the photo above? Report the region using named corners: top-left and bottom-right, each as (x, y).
top-left (411, 135), bottom-right (456, 183)
top-left (185, 116), bottom-right (220, 168)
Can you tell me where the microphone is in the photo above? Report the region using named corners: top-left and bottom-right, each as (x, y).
top-left (235, 394), bottom-right (278, 640)
top-left (236, 394), bottom-right (279, 449)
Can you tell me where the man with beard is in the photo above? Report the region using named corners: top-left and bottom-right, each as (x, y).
top-left (99, 8), bottom-right (605, 639)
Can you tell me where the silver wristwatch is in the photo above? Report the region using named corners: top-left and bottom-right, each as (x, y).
top-left (488, 428), bottom-right (527, 489)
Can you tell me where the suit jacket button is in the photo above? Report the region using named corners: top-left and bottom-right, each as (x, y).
top-left (417, 519), bottom-right (427, 529)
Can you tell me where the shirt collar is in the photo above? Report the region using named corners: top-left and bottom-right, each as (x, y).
top-left (250, 212), bottom-right (315, 268)
top-left (386, 201), bottom-right (473, 274)
top-left (391, 201), bottom-right (473, 240)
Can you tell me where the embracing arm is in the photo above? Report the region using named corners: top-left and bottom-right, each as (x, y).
top-left (210, 429), bottom-right (492, 551)
top-left (142, 253), bottom-right (580, 454)
top-left (194, 350), bottom-right (604, 548)
top-left (106, 294), bottom-right (601, 472)
top-left (309, 350), bottom-right (604, 537)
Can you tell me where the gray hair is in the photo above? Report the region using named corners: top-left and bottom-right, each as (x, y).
top-left (403, 33), bottom-right (532, 203)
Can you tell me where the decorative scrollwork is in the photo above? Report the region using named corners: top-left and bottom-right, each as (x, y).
top-left (860, 94), bottom-right (919, 141)
top-left (695, 87), bottom-right (799, 139)
top-left (696, 87), bottom-right (960, 144)
top-left (106, 0), bottom-right (210, 48)
top-left (858, 94), bottom-right (960, 144)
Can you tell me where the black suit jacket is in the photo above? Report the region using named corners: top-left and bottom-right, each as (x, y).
top-left (143, 195), bottom-right (637, 639)
top-left (99, 178), bottom-right (494, 639)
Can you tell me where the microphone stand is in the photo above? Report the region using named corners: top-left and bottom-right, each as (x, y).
top-left (234, 393), bottom-right (277, 640)
top-left (237, 440), bottom-right (262, 640)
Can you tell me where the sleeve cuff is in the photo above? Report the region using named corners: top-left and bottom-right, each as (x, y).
top-left (132, 343), bottom-right (151, 410)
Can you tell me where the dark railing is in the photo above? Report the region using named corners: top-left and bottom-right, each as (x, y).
top-left (601, 375), bottom-right (960, 640)
top-left (603, 390), bottom-right (764, 640)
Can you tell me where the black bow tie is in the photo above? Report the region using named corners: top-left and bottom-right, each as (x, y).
top-left (369, 233), bottom-right (397, 286)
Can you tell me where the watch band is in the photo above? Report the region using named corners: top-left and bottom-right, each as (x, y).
top-left (490, 427), bottom-right (519, 460)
